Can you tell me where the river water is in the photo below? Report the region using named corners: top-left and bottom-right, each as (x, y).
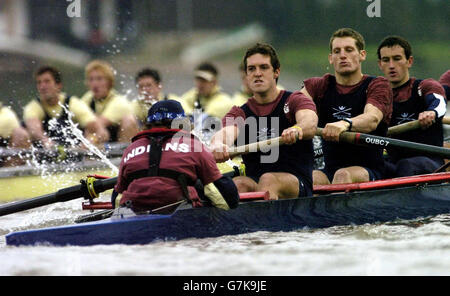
top-left (2, 116), bottom-right (450, 277)
top-left (2, 193), bottom-right (450, 276)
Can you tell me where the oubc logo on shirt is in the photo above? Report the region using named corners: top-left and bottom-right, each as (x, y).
top-left (332, 106), bottom-right (352, 120)
top-left (396, 112), bottom-right (416, 124)
top-left (257, 127), bottom-right (277, 141)
top-left (123, 142), bottom-right (190, 163)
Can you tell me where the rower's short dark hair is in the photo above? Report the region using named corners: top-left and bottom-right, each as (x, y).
top-left (243, 43), bottom-right (280, 72)
top-left (35, 66), bottom-right (62, 84)
top-left (135, 68), bottom-right (161, 84)
top-left (329, 28), bottom-right (365, 52)
top-left (377, 36), bottom-right (412, 60)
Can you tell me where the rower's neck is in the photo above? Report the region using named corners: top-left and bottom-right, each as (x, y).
top-left (391, 72), bottom-right (410, 89)
top-left (42, 94), bottom-right (60, 106)
top-left (254, 87), bottom-right (280, 104)
top-left (335, 71), bottom-right (364, 86)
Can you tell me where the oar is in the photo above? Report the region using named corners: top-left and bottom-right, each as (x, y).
top-left (227, 136), bottom-right (288, 158)
top-left (388, 116), bottom-right (450, 136)
top-left (227, 136), bottom-right (324, 159)
top-left (445, 117), bottom-right (450, 125)
top-left (0, 176), bottom-right (118, 217)
top-left (316, 128), bottom-right (450, 159)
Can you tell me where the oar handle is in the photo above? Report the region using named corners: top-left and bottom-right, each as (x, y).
top-left (0, 177), bottom-right (118, 217)
top-left (387, 120), bottom-right (421, 136)
top-left (388, 116), bottom-right (450, 136)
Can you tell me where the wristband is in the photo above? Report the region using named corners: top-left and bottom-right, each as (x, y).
top-left (342, 118), bottom-right (352, 131)
top-left (291, 125), bottom-right (302, 132)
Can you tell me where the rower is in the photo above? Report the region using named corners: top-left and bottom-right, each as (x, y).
top-left (300, 28), bottom-right (393, 185)
top-left (81, 60), bottom-right (139, 143)
top-left (0, 103), bottom-right (30, 166)
top-left (377, 36), bottom-right (447, 177)
top-left (114, 100), bottom-right (239, 213)
top-left (210, 43), bottom-right (318, 199)
top-left (439, 70), bottom-right (450, 103)
top-left (179, 62), bottom-right (233, 119)
top-left (130, 68), bottom-right (182, 129)
top-left (439, 70), bottom-right (450, 143)
top-left (23, 66), bottom-right (108, 151)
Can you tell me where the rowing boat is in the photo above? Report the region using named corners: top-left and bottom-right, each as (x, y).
top-left (6, 172), bottom-right (450, 246)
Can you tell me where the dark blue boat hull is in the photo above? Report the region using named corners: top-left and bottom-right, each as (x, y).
top-left (6, 183), bottom-right (450, 246)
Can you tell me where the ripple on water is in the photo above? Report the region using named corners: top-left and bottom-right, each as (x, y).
top-left (2, 210), bottom-right (450, 275)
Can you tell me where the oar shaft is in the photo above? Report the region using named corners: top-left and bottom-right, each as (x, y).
top-left (0, 177), bottom-right (118, 217)
top-left (316, 128), bottom-right (450, 159)
top-left (228, 136), bottom-right (285, 158)
top-left (0, 184), bottom-right (83, 217)
top-left (227, 136), bottom-right (323, 159)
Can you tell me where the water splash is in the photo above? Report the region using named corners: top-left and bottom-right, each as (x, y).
top-left (58, 103), bottom-right (119, 174)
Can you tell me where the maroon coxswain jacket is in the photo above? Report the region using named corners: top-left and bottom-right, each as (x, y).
top-left (115, 128), bottom-right (222, 212)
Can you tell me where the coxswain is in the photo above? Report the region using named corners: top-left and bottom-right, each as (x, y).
top-left (114, 100), bottom-right (239, 213)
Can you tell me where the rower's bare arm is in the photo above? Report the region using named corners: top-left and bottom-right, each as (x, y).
top-left (97, 115), bottom-right (113, 129)
top-left (210, 125), bottom-right (239, 162)
top-left (322, 104), bottom-right (383, 142)
top-left (294, 109), bottom-right (318, 140)
top-left (281, 109), bottom-right (317, 144)
top-left (84, 120), bottom-right (110, 144)
top-left (352, 103), bottom-right (383, 133)
top-left (25, 118), bottom-right (52, 146)
top-left (279, 88), bottom-right (317, 143)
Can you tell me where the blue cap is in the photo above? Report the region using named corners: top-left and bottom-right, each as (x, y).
top-left (147, 100), bottom-right (186, 124)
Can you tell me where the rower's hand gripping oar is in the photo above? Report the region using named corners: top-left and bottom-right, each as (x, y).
top-left (316, 128), bottom-right (450, 159)
top-left (0, 176), bottom-right (117, 217)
